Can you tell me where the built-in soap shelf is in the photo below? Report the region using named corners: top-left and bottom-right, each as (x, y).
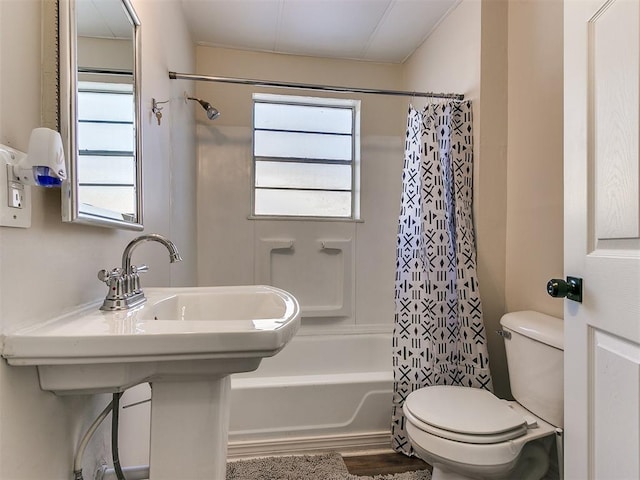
top-left (255, 237), bottom-right (353, 318)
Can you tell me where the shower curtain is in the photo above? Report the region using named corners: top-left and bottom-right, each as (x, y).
top-left (391, 101), bottom-right (493, 455)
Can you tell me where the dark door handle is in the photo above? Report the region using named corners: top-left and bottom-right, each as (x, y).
top-left (547, 276), bottom-right (583, 303)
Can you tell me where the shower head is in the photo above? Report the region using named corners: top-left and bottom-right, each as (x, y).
top-left (187, 96), bottom-right (220, 120)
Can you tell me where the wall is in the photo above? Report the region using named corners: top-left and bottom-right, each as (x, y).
top-left (0, 0), bottom-right (196, 477)
top-left (0, 0), bottom-right (565, 475)
top-left (77, 37), bottom-right (133, 71)
top-left (195, 46), bottom-right (406, 332)
top-left (505, 0), bottom-right (563, 319)
top-left (403, 0), bottom-right (511, 397)
top-left (403, 0), bottom-right (564, 396)
top-left (478, 0), bottom-right (510, 397)
top-left (193, 0), bottom-right (563, 399)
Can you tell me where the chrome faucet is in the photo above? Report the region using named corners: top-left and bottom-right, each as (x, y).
top-left (98, 234), bottom-right (182, 311)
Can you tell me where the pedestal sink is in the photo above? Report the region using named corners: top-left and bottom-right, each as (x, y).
top-left (2, 285), bottom-right (301, 480)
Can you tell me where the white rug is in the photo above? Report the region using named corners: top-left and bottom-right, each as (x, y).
top-left (226, 452), bottom-right (432, 480)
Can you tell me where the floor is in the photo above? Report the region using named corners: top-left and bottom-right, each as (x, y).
top-left (342, 452), bottom-right (432, 476)
top-left (341, 447), bottom-right (562, 479)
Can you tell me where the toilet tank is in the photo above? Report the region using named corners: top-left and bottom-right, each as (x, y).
top-left (500, 311), bottom-right (564, 428)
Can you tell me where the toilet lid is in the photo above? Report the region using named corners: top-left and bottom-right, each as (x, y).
top-left (404, 386), bottom-right (527, 439)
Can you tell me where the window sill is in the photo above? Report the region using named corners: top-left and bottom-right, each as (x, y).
top-left (247, 215), bottom-right (364, 223)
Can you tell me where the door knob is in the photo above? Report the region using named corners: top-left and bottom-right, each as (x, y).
top-left (546, 276), bottom-right (583, 303)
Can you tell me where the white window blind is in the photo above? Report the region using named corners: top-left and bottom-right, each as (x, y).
top-left (77, 81), bottom-right (136, 214)
top-left (252, 94), bottom-right (360, 219)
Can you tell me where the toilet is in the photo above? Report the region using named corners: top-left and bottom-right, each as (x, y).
top-left (403, 311), bottom-right (563, 480)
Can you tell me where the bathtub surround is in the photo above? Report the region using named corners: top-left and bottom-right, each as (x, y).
top-left (195, 46), bottom-right (406, 334)
top-left (392, 101), bottom-right (491, 454)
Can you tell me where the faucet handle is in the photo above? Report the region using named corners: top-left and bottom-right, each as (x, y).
top-left (128, 265), bottom-right (149, 296)
top-left (98, 267), bottom-right (124, 284)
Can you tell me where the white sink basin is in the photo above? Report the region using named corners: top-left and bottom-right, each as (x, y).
top-left (2, 285), bottom-right (301, 394)
top-left (3, 285), bottom-right (300, 479)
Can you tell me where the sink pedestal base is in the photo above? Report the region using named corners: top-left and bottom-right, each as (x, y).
top-left (149, 377), bottom-right (231, 480)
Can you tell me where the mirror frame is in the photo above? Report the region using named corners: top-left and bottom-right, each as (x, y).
top-left (59, 0), bottom-right (144, 230)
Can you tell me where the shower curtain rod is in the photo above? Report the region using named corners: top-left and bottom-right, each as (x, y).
top-left (168, 71), bottom-right (464, 100)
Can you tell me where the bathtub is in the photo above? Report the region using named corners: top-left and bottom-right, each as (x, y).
top-left (227, 332), bottom-right (393, 457)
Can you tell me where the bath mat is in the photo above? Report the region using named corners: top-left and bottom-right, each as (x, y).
top-left (226, 452), bottom-right (432, 480)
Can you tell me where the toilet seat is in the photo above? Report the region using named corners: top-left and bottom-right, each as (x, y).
top-left (403, 387), bottom-right (558, 474)
top-left (403, 386), bottom-right (527, 444)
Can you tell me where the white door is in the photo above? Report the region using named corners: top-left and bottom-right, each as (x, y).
top-left (564, 1), bottom-right (640, 479)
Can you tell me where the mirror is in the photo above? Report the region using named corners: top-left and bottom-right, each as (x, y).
top-left (58, 0), bottom-right (143, 230)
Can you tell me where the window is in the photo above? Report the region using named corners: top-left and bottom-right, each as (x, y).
top-left (252, 93), bottom-right (360, 219)
top-left (77, 80), bottom-right (136, 215)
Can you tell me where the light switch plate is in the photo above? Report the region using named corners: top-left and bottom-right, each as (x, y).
top-left (0, 149), bottom-right (31, 228)
top-left (9, 181), bottom-right (24, 208)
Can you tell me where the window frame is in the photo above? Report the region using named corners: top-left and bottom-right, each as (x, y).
top-left (250, 93), bottom-right (361, 221)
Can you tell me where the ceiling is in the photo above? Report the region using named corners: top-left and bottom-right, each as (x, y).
top-left (77, 0), bottom-right (135, 38)
top-left (179, 0), bottom-right (460, 64)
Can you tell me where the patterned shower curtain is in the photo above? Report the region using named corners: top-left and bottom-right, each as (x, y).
top-left (391, 101), bottom-right (493, 455)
